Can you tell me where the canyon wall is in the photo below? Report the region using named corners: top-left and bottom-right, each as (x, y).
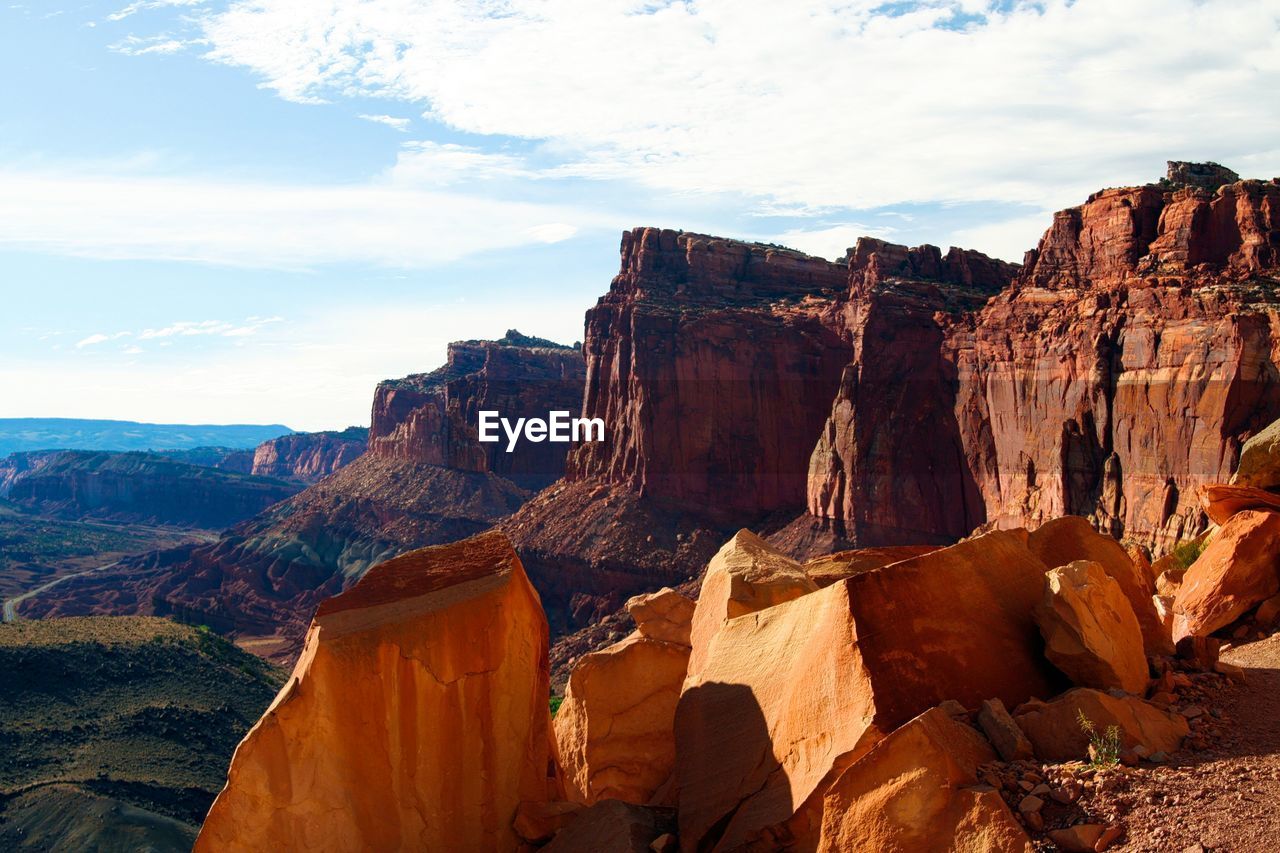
top-left (798, 164), bottom-right (1280, 555)
top-left (249, 427), bottom-right (367, 483)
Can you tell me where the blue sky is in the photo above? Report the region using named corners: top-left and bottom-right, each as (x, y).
top-left (1, 0), bottom-right (1277, 430)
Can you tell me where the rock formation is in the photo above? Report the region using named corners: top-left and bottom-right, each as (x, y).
top-left (195, 532), bottom-right (557, 852)
top-left (798, 164), bottom-right (1280, 555)
top-left (249, 427), bottom-right (367, 483)
top-left (815, 707), bottom-right (1032, 852)
top-left (1013, 688), bottom-right (1188, 763)
top-left (674, 529), bottom-right (1063, 850)
top-left (1173, 508), bottom-right (1280, 640)
top-left (4, 450), bottom-right (300, 529)
top-left (555, 588), bottom-right (694, 807)
top-left (1034, 560), bottom-right (1149, 694)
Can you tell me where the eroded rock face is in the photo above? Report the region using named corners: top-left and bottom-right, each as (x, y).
top-left (250, 428), bottom-right (367, 483)
top-left (1173, 509), bottom-right (1280, 639)
top-left (1013, 688), bottom-right (1188, 763)
top-left (800, 544), bottom-right (940, 587)
top-left (674, 530), bottom-right (1062, 851)
top-left (816, 707), bottom-right (1032, 853)
top-left (803, 169), bottom-right (1280, 555)
top-left (194, 532), bottom-right (556, 853)
top-left (1035, 560), bottom-right (1149, 694)
top-left (1199, 482), bottom-right (1280, 526)
top-left (626, 587), bottom-right (695, 646)
top-left (554, 632), bottom-right (690, 806)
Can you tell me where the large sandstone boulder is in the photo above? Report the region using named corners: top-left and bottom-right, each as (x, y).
top-left (554, 631), bottom-right (690, 806)
top-left (1231, 417), bottom-right (1280, 490)
top-left (801, 544), bottom-right (939, 587)
top-left (816, 707), bottom-right (1032, 853)
top-left (1174, 509), bottom-right (1280, 639)
top-left (1013, 688), bottom-right (1188, 762)
top-left (685, 530), bottom-right (817, 682)
top-left (194, 532), bottom-right (557, 853)
top-left (1034, 560), bottom-right (1149, 694)
top-left (1027, 515), bottom-right (1170, 654)
top-left (675, 530), bottom-right (1063, 851)
top-left (541, 800), bottom-right (676, 853)
top-left (1198, 483), bottom-right (1280, 526)
top-left (626, 587), bottom-right (695, 645)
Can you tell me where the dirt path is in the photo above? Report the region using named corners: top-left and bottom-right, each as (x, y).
top-left (2, 560), bottom-right (121, 622)
top-left (1111, 633), bottom-right (1280, 852)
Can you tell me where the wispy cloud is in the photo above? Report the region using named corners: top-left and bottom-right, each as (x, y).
top-left (137, 317), bottom-right (283, 340)
top-left (107, 0), bottom-right (207, 23)
top-left (188, 0), bottom-right (1280, 212)
top-left (358, 114), bottom-right (411, 132)
top-left (75, 331), bottom-right (130, 348)
top-left (0, 169), bottom-right (600, 269)
top-left (109, 34), bottom-right (191, 55)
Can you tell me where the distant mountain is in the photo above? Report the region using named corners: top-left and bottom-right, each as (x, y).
top-left (0, 418), bottom-right (293, 456)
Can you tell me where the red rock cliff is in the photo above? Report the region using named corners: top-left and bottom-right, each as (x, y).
top-left (370, 330), bottom-right (585, 490)
top-left (250, 427), bottom-right (367, 483)
top-left (799, 163), bottom-right (1280, 554)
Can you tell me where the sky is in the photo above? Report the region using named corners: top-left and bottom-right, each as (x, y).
top-left (1, 0), bottom-right (1278, 431)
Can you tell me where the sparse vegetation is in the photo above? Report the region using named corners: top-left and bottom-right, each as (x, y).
top-left (1168, 537), bottom-right (1208, 572)
top-left (550, 695), bottom-right (564, 716)
top-left (1077, 708), bottom-right (1122, 768)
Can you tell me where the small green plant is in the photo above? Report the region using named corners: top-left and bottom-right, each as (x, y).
top-left (549, 695), bottom-right (564, 717)
top-left (1168, 537), bottom-right (1207, 572)
top-left (1077, 709), bottom-right (1121, 768)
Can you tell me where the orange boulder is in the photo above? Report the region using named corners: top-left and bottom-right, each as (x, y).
top-left (675, 530), bottom-right (1063, 851)
top-left (1028, 515), bottom-right (1169, 654)
top-left (1198, 482), bottom-right (1280, 526)
top-left (626, 587), bottom-right (695, 646)
top-left (1230, 417), bottom-right (1280, 490)
top-left (1034, 560), bottom-right (1149, 694)
top-left (554, 631), bottom-right (690, 806)
top-left (685, 530), bottom-right (817, 682)
top-left (194, 532), bottom-right (556, 853)
top-left (1173, 509), bottom-right (1280, 640)
top-left (1013, 688), bottom-right (1188, 762)
top-left (816, 707), bottom-right (1032, 853)
top-left (801, 544), bottom-right (939, 587)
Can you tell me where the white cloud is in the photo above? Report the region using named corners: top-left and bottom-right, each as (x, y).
top-left (0, 169), bottom-right (599, 269)
top-left (136, 317), bottom-right (283, 339)
top-left (75, 333), bottom-right (110, 348)
top-left (949, 211), bottom-right (1054, 263)
top-left (107, 0), bottom-right (207, 23)
top-left (188, 0), bottom-right (1280, 214)
top-left (109, 34), bottom-right (191, 55)
top-left (359, 113), bottom-right (411, 131)
top-left (387, 141), bottom-right (534, 186)
top-left (0, 301), bottom-right (588, 431)
top-left (773, 223), bottom-right (893, 262)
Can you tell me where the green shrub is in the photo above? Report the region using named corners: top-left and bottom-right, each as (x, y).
top-left (550, 695), bottom-right (564, 717)
top-left (1077, 709), bottom-right (1121, 767)
top-left (1168, 537), bottom-right (1207, 572)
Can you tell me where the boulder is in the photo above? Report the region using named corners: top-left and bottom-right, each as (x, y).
top-left (1027, 515), bottom-right (1169, 654)
top-left (555, 632), bottom-right (690, 806)
top-left (1231, 417), bottom-right (1280, 490)
top-left (1173, 509), bottom-right (1280, 640)
top-left (1013, 688), bottom-right (1188, 763)
top-left (816, 708), bottom-right (1032, 852)
top-left (1034, 560), bottom-right (1150, 694)
top-left (801, 544), bottom-right (939, 587)
top-left (194, 532), bottom-right (557, 853)
top-left (514, 801), bottom-right (585, 845)
top-left (626, 588), bottom-right (696, 646)
top-left (1199, 483), bottom-right (1280, 526)
top-left (542, 801), bottom-right (677, 853)
top-left (1256, 592), bottom-right (1280, 627)
top-left (675, 530), bottom-right (1063, 851)
top-left (977, 698), bottom-right (1034, 762)
top-left (686, 530), bottom-right (817, 682)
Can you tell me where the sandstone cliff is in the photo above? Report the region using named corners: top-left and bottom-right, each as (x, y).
top-left (796, 163), bottom-right (1280, 554)
top-left (249, 427), bottom-right (367, 483)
